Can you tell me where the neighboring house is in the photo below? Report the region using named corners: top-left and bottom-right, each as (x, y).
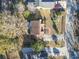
top-left (21, 48), bottom-right (35, 59)
top-left (30, 19), bottom-right (44, 38)
top-left (39, 0), bottom-right (66, 9)
top-left (45, 47), bottom-right (68, 57)
top-left (25, 0), bottom-right (66, 9)
top-left (21, 48), bottom-right (48, 59)
top-left (22, 47), bottom-right (67, 59)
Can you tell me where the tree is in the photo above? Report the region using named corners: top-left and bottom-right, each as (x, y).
top-left (23, 10), bottom-right (30, 19)
top-left (31, 39), bottom-right (45, 54)
top-left (23, 9), bottom-right (42, 21)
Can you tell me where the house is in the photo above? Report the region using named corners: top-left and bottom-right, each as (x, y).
top-left (21, 47), bottom-right (68, 59)
top-left (28, 18), bottom-right (53, 38)
top-left (30, 19), bottom-right (44, 38)
top-left (25, 0), bottom-right (69, 59)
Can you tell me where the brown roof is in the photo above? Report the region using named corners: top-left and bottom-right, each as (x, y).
top-left (31, 20), bottom-right (41, 35)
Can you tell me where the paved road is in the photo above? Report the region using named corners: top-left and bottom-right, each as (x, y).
top-left (65, 0), bottom-right (78, 59)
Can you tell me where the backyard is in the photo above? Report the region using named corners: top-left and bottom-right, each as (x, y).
top-left (37, 7), bottom-right (66, 35)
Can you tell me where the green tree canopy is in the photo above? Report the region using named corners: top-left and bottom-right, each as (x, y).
top-left (23, 10), bottom-right (30, 19)
top-left (31, 39), bottom-right (45, 53)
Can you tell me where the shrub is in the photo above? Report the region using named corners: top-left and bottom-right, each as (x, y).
top-left (31, 39), bottom-right (45, 53)
top-left (23, 10), bottom-right (30, 19)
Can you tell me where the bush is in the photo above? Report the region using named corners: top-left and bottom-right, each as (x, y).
top-left (23, 10), bottom-right (30, 19)
top-left (31, 39), bottom-right (45, 53)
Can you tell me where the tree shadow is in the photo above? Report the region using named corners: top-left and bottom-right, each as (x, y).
top-left (51, 18), bottom-right (59, 34)
top-left (22, 34), bottom-right (37, 48)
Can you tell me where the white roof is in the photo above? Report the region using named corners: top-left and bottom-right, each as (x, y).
top-left (45, 47), bottom-right (68, 56)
